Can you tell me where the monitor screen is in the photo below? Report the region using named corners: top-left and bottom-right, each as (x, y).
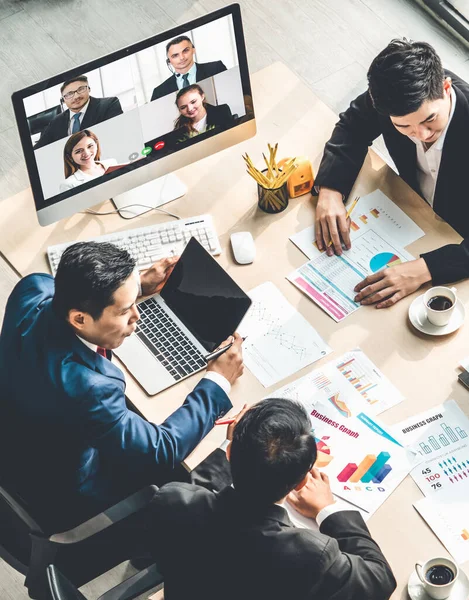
top-left (161, 237), bottom-right (252, 352)
top-left (12, 4), bottom-right (254, 224)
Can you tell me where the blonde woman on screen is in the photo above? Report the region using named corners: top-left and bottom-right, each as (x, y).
top-left (59, 129), bottom-right (117, 193)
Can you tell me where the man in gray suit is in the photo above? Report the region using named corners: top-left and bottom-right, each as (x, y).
top-left (144, 398), bottom-right (396, 600)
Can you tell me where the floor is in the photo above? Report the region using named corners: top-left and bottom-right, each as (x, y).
top-left (0, 0), bottom-right (468, 597)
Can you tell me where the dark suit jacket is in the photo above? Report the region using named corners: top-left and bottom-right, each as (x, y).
top-left (34, 96), bottom-right (123, 149)
top-left (0, 275), bottom-right (231, 531)
top-left (145, 483), bottom-right (396, 600)
top-left (315, 70), bottom-right (469, 285)
top-left (150, 60), bottom-right (227, 101)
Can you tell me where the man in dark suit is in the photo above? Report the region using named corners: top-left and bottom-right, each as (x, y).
top-left (0, 242), bottom-right (242, 532)
top-left (34, 75), bottom-right (123, 149)
top-left (314, 39), bottom-right (469, 307)
top-left (150, 35), bottom-right (226, 101)
top-left (144, 399), bottom-right (396, 600)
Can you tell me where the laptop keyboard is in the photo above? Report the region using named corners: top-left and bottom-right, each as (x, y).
top-left (136, 297), bottom-right (206, 381)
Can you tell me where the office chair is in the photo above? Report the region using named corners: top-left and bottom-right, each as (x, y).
top-left (0, 480), bottom-right (163, 600)
top-left (27, 105), bottom-right (62, 136)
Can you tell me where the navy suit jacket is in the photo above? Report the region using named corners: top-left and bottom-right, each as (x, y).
top-left (150, 61), bottom-right (227, 101)
top-left (315, 70), bottom-right (469, 285)
top-left (34, 96), bottom-right (123, 149)
top-left (0, 274), bottom-right (231, 531)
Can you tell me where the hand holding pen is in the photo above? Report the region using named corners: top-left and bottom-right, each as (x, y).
top-left (205, 332), bottom-right (245, 386)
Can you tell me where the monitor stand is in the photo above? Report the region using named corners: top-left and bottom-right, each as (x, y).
top-left (111, 173), bottom-right (187, 219)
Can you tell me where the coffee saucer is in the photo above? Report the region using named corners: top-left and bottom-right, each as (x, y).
top-left (408, 294), bottom-right (465, 336)
top-left (408, 568), bottom-right (469, 599)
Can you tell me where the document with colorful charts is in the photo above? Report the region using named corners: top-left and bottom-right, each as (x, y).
top-left (287, 228), bottom-right (414, 322)
top-left (236, 281), bottom-right (332, 387)
top-left (393, 400), bottom-right (469, 498)
top-left (414, 492), bottom-right (469, 564)
top-left (289, 189), bottom-right (424, 261)
top-left (294, 397), bottom-right (416, 515)
top-left (266, 348), bottom-right (404, 417)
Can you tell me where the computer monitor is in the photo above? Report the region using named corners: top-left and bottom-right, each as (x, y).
top-left (12, 4), bottom-right (255, 226)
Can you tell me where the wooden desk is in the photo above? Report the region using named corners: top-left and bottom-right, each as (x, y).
top-left (1, 62), bottom-right (468, 598)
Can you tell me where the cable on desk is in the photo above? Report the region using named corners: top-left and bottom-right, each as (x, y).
top-left (82, 204), bottom-right (181, 220)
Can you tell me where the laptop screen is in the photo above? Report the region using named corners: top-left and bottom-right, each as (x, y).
top-left (161, 237), bottom-right (252, 352)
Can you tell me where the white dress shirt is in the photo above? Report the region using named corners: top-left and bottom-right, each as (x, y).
top-left (175, 62), bottom-right (197, 90)
top-left (193, 114), bottom-right (208, 133)
top-left (59, 158), bottom-right (118, 193)
top-left (410, 87), bottom-right (456, 207)
top-left (67, 99), bottom-right (90, 135)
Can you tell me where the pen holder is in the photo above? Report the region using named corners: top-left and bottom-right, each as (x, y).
top-left (257, 170), bottom-right (289, 214)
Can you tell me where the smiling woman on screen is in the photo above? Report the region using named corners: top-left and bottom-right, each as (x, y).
top-left (59, 129), bottom-right (117, 193)
top-left (173, 84), bottom-right (233, 141)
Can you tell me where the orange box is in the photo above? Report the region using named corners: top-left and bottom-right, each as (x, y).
top-left (278, 156), bottom-right (314, 198)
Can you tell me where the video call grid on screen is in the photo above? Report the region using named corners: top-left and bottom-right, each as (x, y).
top-left (12, 4), bottom-right (253, 207)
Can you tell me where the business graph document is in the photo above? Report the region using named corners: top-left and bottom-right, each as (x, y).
top-left (287, 229), bottom-right (414, 322)
top-left (393, 400), bottom-right (469, 499)
top-left (266, 348), bottom-right (404, 416)
top-left (290, 190), bottom-right (424, 260)
top-left (237, 282), bottom-right (331, 387)
top-left (300, 398), bottom-right (416, 514)
top-left (414, 494), bottom-right (469, 564)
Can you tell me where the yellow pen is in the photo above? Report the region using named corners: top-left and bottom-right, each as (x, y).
top-left (327, 196), bottom-right (360, 247)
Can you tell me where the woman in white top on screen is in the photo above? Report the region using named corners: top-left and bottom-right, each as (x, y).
top-left (59, 129), bottom-right (117, 192)
top-left (173, 84), bottom-right (233, 142)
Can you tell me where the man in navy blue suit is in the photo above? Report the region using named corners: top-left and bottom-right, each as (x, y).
top-left (0, 242), bottom-right (242, 531)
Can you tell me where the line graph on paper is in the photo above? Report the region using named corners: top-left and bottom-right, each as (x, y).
top-left (237, 282), bottom-right (331, 387)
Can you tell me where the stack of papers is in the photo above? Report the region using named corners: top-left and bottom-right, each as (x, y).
top-left (393, 400), bottom-right (469, 563)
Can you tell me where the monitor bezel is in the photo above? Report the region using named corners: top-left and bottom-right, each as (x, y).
top-left (11, 3), bottom-right (253, 216)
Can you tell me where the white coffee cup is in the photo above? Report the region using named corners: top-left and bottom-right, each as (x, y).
top-left (423, 286), bottom-right (457, 327)
top-left (415, 557), bottom-right (459, 599)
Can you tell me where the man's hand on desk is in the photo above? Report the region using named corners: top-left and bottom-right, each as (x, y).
top-left (315, 187), bottom-right (351, 256)
top-left (207, 332), bottom-right (244, 386)
top-left (286, 468), bottom-right (335, 520)
top-left (140, 256), bottom-right (179, 296)
top-left (354, 258), bottom-right (432, 308)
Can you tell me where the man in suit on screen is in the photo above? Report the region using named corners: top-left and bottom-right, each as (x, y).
top-left (150, 35), bottom-right (227, 101)
top-left (34, 75), bottom-right (123, 149)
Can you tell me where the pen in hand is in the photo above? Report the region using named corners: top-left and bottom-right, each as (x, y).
top-left (327, 196), bottom-right (360, 248)
top-left (204, 336), bottom-right (247, 362)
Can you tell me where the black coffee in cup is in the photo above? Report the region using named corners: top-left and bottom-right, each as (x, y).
top-left (427, 296), bottom-right (453, 311)
top-left (425, 565), bottom-right (455, 585)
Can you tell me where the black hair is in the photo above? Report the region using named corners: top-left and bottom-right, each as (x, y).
top-left (367, 39), bottom-right (445, 116)
top-left (230, 398), bottom-right (317, 505)
top-left (60, 75), bottom-right (89, 95)
top-left (52, 242), bottom-right (136, 321)
top-left (166, 35), bottom-right (193, 55)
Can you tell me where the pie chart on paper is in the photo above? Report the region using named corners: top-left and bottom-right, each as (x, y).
top-left (369, 252), bottom-right (402, 272)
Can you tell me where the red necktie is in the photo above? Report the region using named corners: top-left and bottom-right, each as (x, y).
top-left (97, 346), bottom-right (108, 359)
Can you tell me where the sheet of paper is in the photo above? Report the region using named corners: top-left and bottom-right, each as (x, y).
top-left (296, 398), bottom-right (416, 514)
top-left (267, 348), bottom-right (403, 416)
top-left (393, 400), bottom-right (469, 498)
top-left (290, 189), bottom-right (424, 260)
top-left (287, 229), bottom-right (414, 322)
top-left (414, 495), bottom-right (469, 564)
top-left (237, 282), bottom-right (332, 387)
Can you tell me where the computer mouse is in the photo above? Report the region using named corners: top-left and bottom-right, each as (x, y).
top-left (230, 231), bottom-right (256, 264)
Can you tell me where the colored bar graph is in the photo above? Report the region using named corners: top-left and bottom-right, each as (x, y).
top-left (372, 464), bottom-right (392, 483)
top-left (359, 215), bottom-right (368, 224)
top-left (350, 221), bottom-right (360, 232)
top-left (461, 530), bottom-right (469, 541)
top-left (337, 463), bottom-right (358, 482)
top-left (337, 359), bottom-right (355, 370)
top-left (360, 452), bottom-right (391, 483)
top-left (349, 455), bottom-right (377, 483)
top-left (370, 208), bottom-right (380, 218)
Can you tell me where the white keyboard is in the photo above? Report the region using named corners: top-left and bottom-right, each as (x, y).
top-left (47, 214), bottom-right (222, 275)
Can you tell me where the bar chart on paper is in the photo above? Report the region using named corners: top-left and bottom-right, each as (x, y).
top-left (337, 451), bottom-right (392, 484)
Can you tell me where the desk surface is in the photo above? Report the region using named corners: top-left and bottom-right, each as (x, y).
top-left (1, 62), bottom-right (469, 598)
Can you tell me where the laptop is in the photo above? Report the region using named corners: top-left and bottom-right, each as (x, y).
top-left (115, 237), bottom-right (252, 395)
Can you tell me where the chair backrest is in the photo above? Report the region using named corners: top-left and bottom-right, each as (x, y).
top-left (0, 478), bottom-right (45, 574)
top-left (47, 565), bottom-right (86, 600)
top-left (27, 105), bottom-right (62, 135)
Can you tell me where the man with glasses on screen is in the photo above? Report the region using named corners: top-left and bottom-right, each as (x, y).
top-left (150, 36), bottom-right (227, 102)
top-left (34, 75), bottom-right (123, 149)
